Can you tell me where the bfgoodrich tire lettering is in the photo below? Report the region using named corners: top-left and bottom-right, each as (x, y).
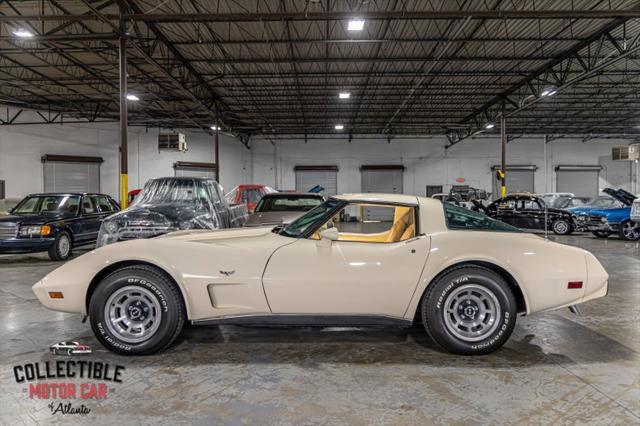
top-left (421, 265), bottom-right (517, 355)
top-left (89, 265), bottom-right (185, 355)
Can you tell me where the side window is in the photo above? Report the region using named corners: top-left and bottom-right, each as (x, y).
top-left (522, 200), bottom-right (540, 210)
top-left (311, 203), bottom-right (416, 243)
top-left (444, 203), bottom-right (521, 232)
top-left (82, 197), bottom-right (96, 214)
top-left (496, 199), bottom-right (516, 210)
top-left (95, 196), bottom-right (114, 212)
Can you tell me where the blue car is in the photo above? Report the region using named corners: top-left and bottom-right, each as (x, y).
top-left (568, 188), bottom-right (638, 240)
top-left (0, 193), bottom-right (119, 260)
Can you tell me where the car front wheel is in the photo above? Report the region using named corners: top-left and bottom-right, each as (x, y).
top-left (48, 231), bottom-right (72, 261)
top-left (551, 219), bottom-right (572, 235)
top-left (619, 220), bottom-right (640, 241)
top-left (421, 266), bottom-right (517, 355)
top-left (89, 265), bottom-right (185, 355)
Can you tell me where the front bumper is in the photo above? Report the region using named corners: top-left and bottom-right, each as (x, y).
top-left (0, 237), bottom-right (55, 254)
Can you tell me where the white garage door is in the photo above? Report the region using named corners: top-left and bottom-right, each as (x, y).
top-left (295, 166), bottom-right (338, 195)
top-left (174, 162), bottom-right (217, 179)
top-left (43, 155), bottom-right (101, 193)
top-left (556, 166), bottom-right (601, 198)
top-left (361, 166), bottom-right (404, 221)
top-left (491, 166), bottom-right (536, 199)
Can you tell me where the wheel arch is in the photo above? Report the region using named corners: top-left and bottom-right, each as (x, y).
top-left (85, 260), bottom-right (191, 318)
top-left (414, 260), bottom-right (528, 320)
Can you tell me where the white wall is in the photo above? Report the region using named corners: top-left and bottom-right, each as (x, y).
top-left (1, 111), bottom-right (638, 200)
top-left (248, 136), bottom-right (639, 196)
top-left (0, 110), bottom-right (250, 199)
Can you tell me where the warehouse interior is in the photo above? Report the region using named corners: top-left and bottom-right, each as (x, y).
top-left (1, 1), bottom-right (639, 424)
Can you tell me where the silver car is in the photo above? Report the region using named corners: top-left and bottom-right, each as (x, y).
top-left (244, 193), bottom-right (324, 227)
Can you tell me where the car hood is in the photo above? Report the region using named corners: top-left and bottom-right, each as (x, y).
top-left (115, 203), bottom-right (209, 223)
top-left (602, 188), bottom-right (636, 206)
top-left (0, 212), bottom-right (75, 226)
top-left (244, 211), bottom-right (306, 226)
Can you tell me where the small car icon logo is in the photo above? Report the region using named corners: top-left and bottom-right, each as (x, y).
top-left (50, 341), bottom-right (92, 356)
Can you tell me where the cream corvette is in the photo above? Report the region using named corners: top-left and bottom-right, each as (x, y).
top-left (33, 194), bottom-right (608, 356)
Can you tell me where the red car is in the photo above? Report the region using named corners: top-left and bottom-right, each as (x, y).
top-left (225, 184), bottom-right (276, 213)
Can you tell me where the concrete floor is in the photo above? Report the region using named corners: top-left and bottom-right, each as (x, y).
top-left (1, 235), bottom-right (638, 425)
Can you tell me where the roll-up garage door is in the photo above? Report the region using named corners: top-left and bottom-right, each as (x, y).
top-left (490, 165), bottom-right (536, 199)
top-left (361, 165), bottom-right (404, 221)
top-left (42, 154), bottom-right (102, 193)
top-left (174, 161), bottom-right (218, 179)
top-left (295, 166), bottom-right (338, 195)
top-left (555, 165), bottom-right (601, 197)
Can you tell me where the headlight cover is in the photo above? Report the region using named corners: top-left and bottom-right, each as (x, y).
top-left (19, 225), bottom-right (50, 237)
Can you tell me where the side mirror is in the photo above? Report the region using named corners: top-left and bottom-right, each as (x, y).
top-left (317, 227), bottom-right (339, 247)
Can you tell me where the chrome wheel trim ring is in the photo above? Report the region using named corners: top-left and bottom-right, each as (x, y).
top-left (443, 283), bottom-right (502, 342)
top-left (554, 220), bottom-right (568, 234)
top-left (104, 285), bottom-right (162, 344)
top-left (58, 234), bottom-right (70, 257)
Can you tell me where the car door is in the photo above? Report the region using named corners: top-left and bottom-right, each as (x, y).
top-left (519, 199), bottom-right (542, 229)
top-left (78, 196), bottom-right (103, 243)
top-left (491, 198), bottom-right (518, 227)
top-left (262, 202), bottom-right (431, 318)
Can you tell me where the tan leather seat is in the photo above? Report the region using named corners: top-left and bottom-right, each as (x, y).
top-left (386, 207), bottom-right (413, 242)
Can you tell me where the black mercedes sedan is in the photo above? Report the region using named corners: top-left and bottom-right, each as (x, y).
top-left (480, 193), bottom-right (577, 235)
top-left (0, 193), bottom-right (119, 260)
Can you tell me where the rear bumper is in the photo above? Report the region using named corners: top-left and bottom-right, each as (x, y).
top-left (0, 238), bottom-right (55, 254)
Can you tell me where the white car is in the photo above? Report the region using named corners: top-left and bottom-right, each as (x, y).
top-left (50, 341), bottom-right (92, 355)
top-left (33, 194), bottom-right (608, 356)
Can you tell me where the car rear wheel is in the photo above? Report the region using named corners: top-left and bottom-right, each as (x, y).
top-left (89, 265), bottom-right (185, 355)
top-left (48, 231), bottom-right (72, 261)
top-left (592, 230), bottom-right (611, 238)
top-left (619, 220), bottom-right (640, 241)
top-left (421, 266), bottom-right (517, 355)
top-left (551, 219), bottom-right (572, 235)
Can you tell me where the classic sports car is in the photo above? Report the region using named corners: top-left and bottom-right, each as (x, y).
top-left (33, 194), bottom-right (608, 356)
top-left (568, 188), bottom-right (638, 240)
top-left (50, 341), bottom-right (92, 355)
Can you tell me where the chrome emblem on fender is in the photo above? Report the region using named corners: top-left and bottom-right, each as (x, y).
top-left (220, 270), bottom-right (235, 277)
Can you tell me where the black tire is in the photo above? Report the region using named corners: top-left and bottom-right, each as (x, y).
top-left (89, 265), bottom-right (186, 355)
top-left (66, 348), bottom-right (73, 356)
top-left (421, 266), bottom-right (517, 355)
top-left (618, 220), bottom-right (640, 241)
top-left (48, 231), bottom-right (72, 261)
top-left (592, 230), bottom-right (611, 238)
top-left (551, 219), bottom-right (572, 235)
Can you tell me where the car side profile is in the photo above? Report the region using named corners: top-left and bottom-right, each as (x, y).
top-left (0, 193), bottom-right (119, 260)
top-left (33, 194), bottom-right (608, 356)
top-left (569, 188), bottom-right (638, 240)
top-left (50, 341), bottom-right (92, 355)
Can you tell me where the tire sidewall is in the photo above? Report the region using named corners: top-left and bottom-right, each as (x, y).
top-left (89, 271), bottom-right (180, 355)
top-left (423, 268), bottom-right (516, 355)
top-left (619, 220), bottom-right (640, 241)
top-left (49, 231), bottom-right (72, 261)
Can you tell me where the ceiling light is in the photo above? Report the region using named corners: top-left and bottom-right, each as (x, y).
top-left (210, 125), bottom-right (220, 130)
top-left (12, 28), bottom-right (34, 38)
top-left (485, 123), bottom-right (495, 129)
top-left (541, 88), bottom-right (557, 97)
top-left (335, 124), bottom-right (344, 130)
top-left (126, 94), bottom-right (139, 101)
top-left (347, 19), bottom-right (365, 31)
top-left (339, 92), bottom-right (351, 99)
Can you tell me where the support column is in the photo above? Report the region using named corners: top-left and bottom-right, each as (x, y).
top-left (214, 127), bottom-right (220, 182)
top-left (500, 114), bottom-right (507, 198)
top-left (118, 32), bottom-right (128, 208)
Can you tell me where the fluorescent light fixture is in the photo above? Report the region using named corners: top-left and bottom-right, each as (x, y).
top-left (210, 125), bottom-right (220, 130)
top-left (347, 19), bottom-right (365, 31)
top-left (541, 88), bottom-right (557, 97)
top-left (126, 94), bottom-right (139, 101)
top-left (339, 92), bottom-right (351, 99)
top-left (485, 123), bottom-right (495, 129)
top-left (12, 28), bottom-right (34, 38)
top-left (334, 124), bottom-right (344, 130)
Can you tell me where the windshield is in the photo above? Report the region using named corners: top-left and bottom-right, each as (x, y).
top-left (256, 196), bottom-right (323, 212)
top-left (279, 198), bottom-right (343, 238)
top-left (135, 179), bottom-right (209, 205)
top-left (13, 195), bottom-right (80, 215)
top-left (586, 196), bottom-right (622, 209)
